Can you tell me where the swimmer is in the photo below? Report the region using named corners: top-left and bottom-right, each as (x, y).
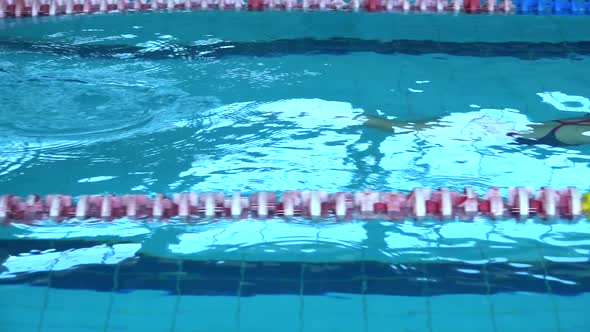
top-left (355, 112), bottom-right (590, 147)
top-left (253, 98), bottom-right (590, 147)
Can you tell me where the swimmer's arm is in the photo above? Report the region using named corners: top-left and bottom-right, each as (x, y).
top-left (355, 114), bottom-right (448, 133)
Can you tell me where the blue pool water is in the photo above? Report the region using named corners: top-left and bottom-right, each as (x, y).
top-left (0, 11), bottom-right (590, 332)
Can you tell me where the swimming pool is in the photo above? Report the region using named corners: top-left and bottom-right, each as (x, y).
top-left (1, 8), bottom-right (590, 332)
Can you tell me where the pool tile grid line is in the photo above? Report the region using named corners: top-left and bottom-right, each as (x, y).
top-left (0, 286), bottom-right (45, 330)
top-left (37, 258), bottom-right (58, 332)
top-left (361, 253), bottom-right (369, 332)
top-left (299, 263), bottom-right (305, 332)
top-left (236, 260), bottom-right (245, 332)
top-left (102, 263), bottom-right (119, 332)
top-left (420, 248), bottom-right (434, 332)
top-left (223, 260), bottom-right (305, 332)
top-left (477, 242), bottom-right (500, 332)
top-left (420, 230), bottom-right (438, 332)
top-left (169, 260), bottom-right (183, 332)
top-left (425, 226), bottom-right (496, 332)
top-left (35, 263), bottom-right (118, 332)
top-left (535, 244), bottom-right (564, 332)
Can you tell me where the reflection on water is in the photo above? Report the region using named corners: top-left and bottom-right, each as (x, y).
top-left (1, 219), bottom-right (589, 296)
top-left (2, 30), bottom-right (590, 194)
top-left (2, 218), bottom-right (590, 261)
top-left (1, 92), bottom-right (590, 193)
top-left (2, 40), bottom-right (590, 194)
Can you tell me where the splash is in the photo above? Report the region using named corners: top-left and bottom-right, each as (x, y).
top-left (537, 92), bottom-right (590, 113)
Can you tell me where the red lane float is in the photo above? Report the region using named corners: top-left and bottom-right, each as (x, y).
top-left (0, 186), bottom-right (585, 223)
top-left (0, 0), bottom-right (516, 18)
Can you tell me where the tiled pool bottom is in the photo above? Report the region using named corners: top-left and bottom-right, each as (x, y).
top-left (1, 285), bottom-right (588, 332)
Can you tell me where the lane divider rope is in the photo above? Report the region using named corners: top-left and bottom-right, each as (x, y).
top-left (1, 186), bottom-right (588, 222)
top-left (1, 0), bottom-right (589, 18)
